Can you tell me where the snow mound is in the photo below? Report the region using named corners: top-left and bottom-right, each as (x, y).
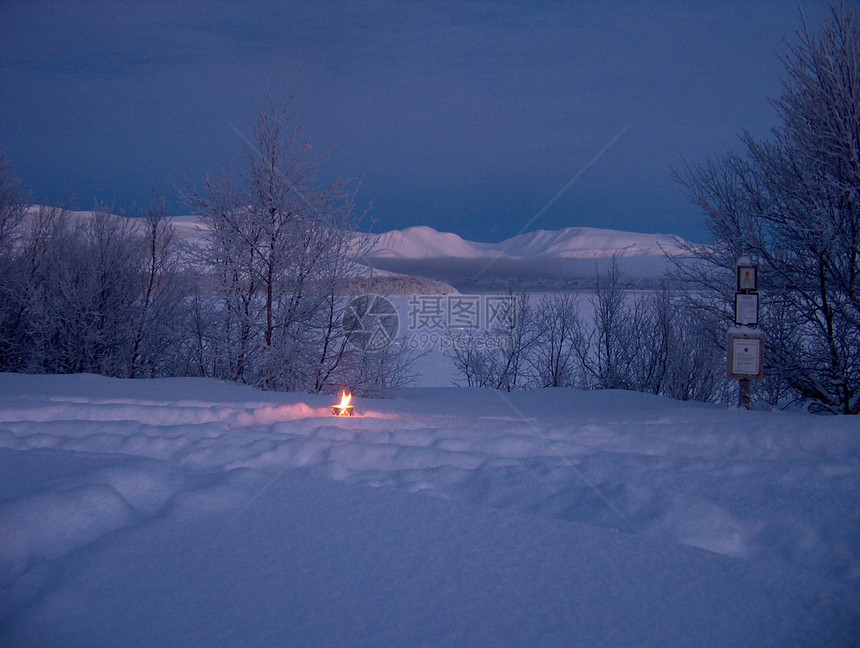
top-left (0, 374), bottom-right (858, 646)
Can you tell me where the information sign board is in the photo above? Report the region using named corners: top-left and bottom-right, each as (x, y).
top-left (734, 292), bottom-right (759, 326)
top-left (727, 331), bottom-right (765, 379)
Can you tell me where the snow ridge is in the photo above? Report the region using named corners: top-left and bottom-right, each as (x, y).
top-left (361, 224), bottom-right (689, 261)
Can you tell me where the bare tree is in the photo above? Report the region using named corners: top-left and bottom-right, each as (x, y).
top-left (676, 5), bottom-right (860, 413)
top-left (0, 153), bottom-right (25, 256)
top-left (579, 256), bottom-right (639, 390)
top-left (24, 207), bottom-right (142, 375)
top-left (181, 97), bottom-right (386, 392)
top-left (446, 286), bottom-right (538, 391)
top-left (332, 336), bottom-right (423, 396)
top-left (659, 291), bottom-right (729, 403)
top-left (127, 202), bottom-right (187, 378)
top-left (0, 155), bottom-right (29, 370)
top-left (445, 325), bottom-right (496, 388)
top-left (527, 292), bottom-right (584, 388)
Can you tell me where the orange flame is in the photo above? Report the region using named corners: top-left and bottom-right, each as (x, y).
top-left (332, 390), bottom-right (354, 416)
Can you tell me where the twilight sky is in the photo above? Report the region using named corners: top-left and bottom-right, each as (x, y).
top-left (0, 1), bottom-right (839, 242)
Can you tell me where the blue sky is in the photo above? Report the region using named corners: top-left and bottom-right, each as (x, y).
top-left (0, 0), bottom-right (840, 242)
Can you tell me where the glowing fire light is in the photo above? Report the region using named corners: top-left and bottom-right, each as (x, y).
top-left (331, 390), bottom-right (354, 416)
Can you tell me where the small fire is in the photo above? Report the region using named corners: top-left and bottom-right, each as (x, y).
top-left (331, 390), bottom-right (355, 416)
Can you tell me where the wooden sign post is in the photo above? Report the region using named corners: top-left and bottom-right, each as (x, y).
top-left (729, 257), bottom-right (764, 409)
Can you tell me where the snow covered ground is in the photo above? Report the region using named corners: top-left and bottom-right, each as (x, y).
top-left (1, 373), bottom-right (858, 646)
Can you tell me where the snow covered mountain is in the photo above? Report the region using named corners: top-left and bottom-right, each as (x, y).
top-left (362, 225), bottom-right (687, 260)
top-left (494, 226), bottom-right (687, 258)
top-left (363, 225), bottom-right (496, 259)
top-left (359, 225), bottom-right (691, 289)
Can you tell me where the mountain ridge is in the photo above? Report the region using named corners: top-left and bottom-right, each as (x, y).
top-left (360, 224), bottom-right (689, 261)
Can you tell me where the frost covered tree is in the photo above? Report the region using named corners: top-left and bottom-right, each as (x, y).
top-left (676, 5), bottom-right (860, 413)
top-left (0, 190), bottom-right (187, 378)
top-left (445, 272), bottom-right (727, 402)
top-left (0, 155), bottom-right (29, 370)
top-left (567, 256), bottom-right (654, 391)
top-left (0, 153), bottom-right (25, 257)
top-left (181, 97), bottom-right (369, 392)
top-left (540, 263), bottom-right (726, 401)
top-left (23, 207), bottom-right (144, 375)
top-left (648, 286), bottom-right (728, 402)
top-left (126, 202), bottom-right (188, 378)
top-left (587, 256), bottom-right (634, 389)
top-left (527, 292), bottom-right (584, 388)
top-left (446, 287), bottom-right (538, 391)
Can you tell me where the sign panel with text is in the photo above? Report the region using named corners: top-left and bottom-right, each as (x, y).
top-left (734, 292), bottom-right (759, 326)
top-left (727, 331), bottom-right (765, 379)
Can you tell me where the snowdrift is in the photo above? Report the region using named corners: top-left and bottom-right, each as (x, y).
top-left (0, 374), bottom-right (858, 646)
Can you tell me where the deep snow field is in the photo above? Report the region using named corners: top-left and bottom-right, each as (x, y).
top-left (1, 372), bottom-right (858, 647)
